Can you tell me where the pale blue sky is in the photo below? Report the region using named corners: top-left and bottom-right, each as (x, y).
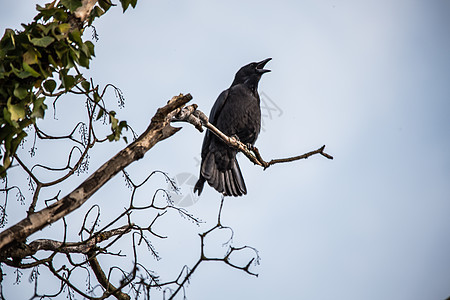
top-left (1, 1), bottom-right (450, 299)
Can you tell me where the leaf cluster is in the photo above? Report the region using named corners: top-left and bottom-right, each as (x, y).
top-left (0, 0), bottom-right (136, 177)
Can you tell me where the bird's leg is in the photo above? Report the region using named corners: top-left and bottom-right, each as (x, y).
top-left (230, 135), bottom-right (252, 151)
top-left (249, 146), bottom-right (269, 169)
top-left (229, 135), bottom-right (257, 153)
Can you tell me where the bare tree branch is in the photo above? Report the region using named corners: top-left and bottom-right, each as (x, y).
top-left (2, 90), bottom-right (333, 299)
top-left (87, 251), bottom-right (131, 300)
top-left (0, 94), bottom-right (192, 251)
top-left (2, 225), bottom-right (132, 260)
top-left (166, 197), bottom-right (260, 300)
top-left (172, 105), bottom-right (334, 169)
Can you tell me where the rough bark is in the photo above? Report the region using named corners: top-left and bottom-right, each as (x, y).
top-left (74, 0), bottom-right (98, 21)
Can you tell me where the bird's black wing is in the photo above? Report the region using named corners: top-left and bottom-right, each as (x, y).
top-left (200, 89), bottom-right (229, 157)
top-left (209, 89), bottom-right (229, 125)
top-left (194, 89), bottom-right (230, 196)
top-left (214, 84), bottom-right (261, 146)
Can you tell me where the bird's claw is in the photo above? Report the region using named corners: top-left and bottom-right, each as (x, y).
top-left (246, 143), bottom-right (256, 151)
top-left (231, 134), bottom-right (240, 141)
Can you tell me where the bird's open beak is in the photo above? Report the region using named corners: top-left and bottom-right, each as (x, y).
top-left (256, 58), bottom-right (272, 74)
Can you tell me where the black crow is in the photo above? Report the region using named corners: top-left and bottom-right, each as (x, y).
top-left (194, 58), bottom-right (271, 197)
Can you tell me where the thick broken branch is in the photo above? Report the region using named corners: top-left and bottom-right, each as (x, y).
top-left (0, 94), bottom-right (192, 251)
top-left (172, 106), bottom-right (334, 170)
top-left (74, 0), bottom-right (98, 22)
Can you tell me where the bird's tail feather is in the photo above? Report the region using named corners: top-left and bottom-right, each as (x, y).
top-left (200, 152), bottom-right (246, 197)
top-left (230, 160), bottom-right (247, 195)
top-left (193, 176), bottom-right (205, 196)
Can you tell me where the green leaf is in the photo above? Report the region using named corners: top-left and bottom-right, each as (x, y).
top-left (7, 98), bottom-right (26, 121)
top-left (22, 62), bottom-right (41, 77)
top-left (81, 80), bottom-right (90, 91)
top-left (31, 97), bottom-right (47, 119)
top-left (37, 61), bottom-right (52, 78)
top-left (80, 42), bottom-right (90, 57)
top-left (54, 23), bottom-right (70, 40)
top-left (43, 79), bottom-right (57, 93)
top-left (0, 166), bottom-right (6, 178)
top-left (119, 120), bottom-right (128, 131)
top-left (119, 0), bottom-right (138, 12)
top-left (23, 49), bottom-right (39, 65)
top-left (60, 0), bottom-right (82, 12)
top-left (9, 63), bottom-right (30, 79)
top-left (98, 0), bottom-right (113, 11)
top-left (0, 29), bottom-right (16, 53)
top-left (96, 108), bottom-right (104, 120)
top-left (78, 53), bottom-right (90, 68)
top-left (84, 41), bottom-right (95, 56)
top-left (69, 30), bottom-right (82, 45)
top-left (62, 74), bottom-right (76, 90)
top-left (37, 22), bottom-right (57, 35)
top-left (69, 46), bottom-right (80, 60)
top-left (13, 86), bottom-right (28, 100)
top-left (110, 112), bottom-right (118, 128)
top-left (48, 53), bottom-right (60, 68)
top-left (30, 36), bottom-right (55, 47)
top-left (58, 23), bottom-right (71, 34)
top-left (93, 91), bottom-right (101, 103)
top-left (92, 6), bottom-right (105, 18)
top-left (2, 156), bottom-right (11, 174)
top-left (35, 3), bottom-right (67, 22)
top-left (54, 10), bottom-right (69, 22)
top-left (55, 46), bottom-right (68, 60)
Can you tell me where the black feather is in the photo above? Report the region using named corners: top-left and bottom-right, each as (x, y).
top-left (194, 58), bottom-right (271, 197)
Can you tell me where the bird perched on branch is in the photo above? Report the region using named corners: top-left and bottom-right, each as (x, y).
top-left (194, 58), bottom-right (271, 197)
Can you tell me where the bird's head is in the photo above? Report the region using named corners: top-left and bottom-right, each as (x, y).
top-left (232, 58), bottom-right (272, 86)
